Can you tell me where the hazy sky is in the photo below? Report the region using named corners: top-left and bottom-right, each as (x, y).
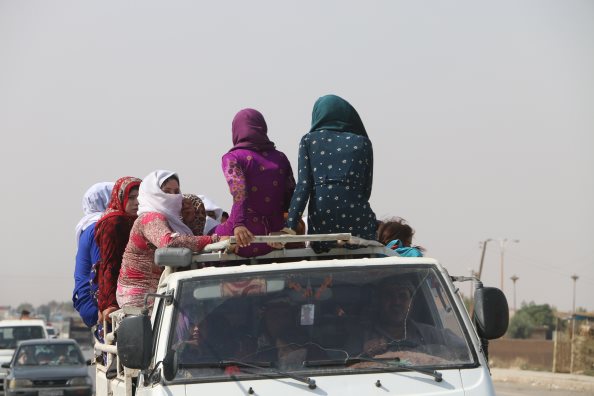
top-left (1, 1), bottom-right (592, 313)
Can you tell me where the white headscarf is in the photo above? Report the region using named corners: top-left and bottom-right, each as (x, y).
top-left (198, 194), bottom-right (223, 234)
top-left (75, 182), bottom-right (115, 243)
top-left (138, 170), bottom-right (193, 235)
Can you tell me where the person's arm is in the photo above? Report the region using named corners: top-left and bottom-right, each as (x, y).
top-left (287, 136), bottom-right (312, 230)
top-left (73, 230), bottom-right (99, 326)
top-left (281, 152), bottom-right (296, 213)
top-left (364, 138), bottom-right (374, 201)
top-left (221, 153), bottom-right (253, 247)
top-left (222, 153), bottom-right (247, 227)
top-left (141, 212), bottom-right (212, 252)
top-left (97, 218), bottom-right (130, 313)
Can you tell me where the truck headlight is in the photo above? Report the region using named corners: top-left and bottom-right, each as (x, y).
top-left (8, 379), bottom-right (33, 389)
top-left (67, 377), bottom-right (92, 386)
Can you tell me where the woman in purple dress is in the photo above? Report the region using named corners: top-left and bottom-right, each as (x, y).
top-left (215, 108), bottom-right (295, 257)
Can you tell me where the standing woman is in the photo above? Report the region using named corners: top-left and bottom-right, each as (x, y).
top-left (117, 170), bottom-right (215, 309)
top-left (94, 176), bottom-right (142, 322)
top-left (215, 108), bottom-right (295, 257)
top-left (73, 182), bottom-right (114, 327)
top-left (287, 94), bottom-right (377, 252)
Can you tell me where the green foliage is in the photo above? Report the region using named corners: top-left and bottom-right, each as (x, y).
top-left (507, 301), bottom-right (556, 339)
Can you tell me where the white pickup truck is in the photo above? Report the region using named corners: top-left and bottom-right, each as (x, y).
top-left (95, 234), bottom-right (508, 396)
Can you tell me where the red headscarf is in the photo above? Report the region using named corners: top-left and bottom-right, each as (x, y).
top-left (94, 176), bottom-right (141, 312)
top-left (96, 176), bottom-right (142, 227)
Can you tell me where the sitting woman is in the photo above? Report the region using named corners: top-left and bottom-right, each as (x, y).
top-left (215, 108), bottom-right (295, 257)
top-left (286, 94), bottom-right (377, 253)
top-left (73, 181), bottom-right (114, 328)
top-left (376, 217), bottom-right (424, 257)
top-left (182, 193), bottom-right (207, 236)
top-left (95, 176), bottom-right (142, 322)
top-left (116, 170), bottom-right (216, 310)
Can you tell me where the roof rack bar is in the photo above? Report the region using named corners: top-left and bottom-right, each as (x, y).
top-left (228, 233), bottom-right (353, 244)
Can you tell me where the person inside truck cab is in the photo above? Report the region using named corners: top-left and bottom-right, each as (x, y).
top-left (362, 278), bottom-right (464, 358)
top-left (254, 296), bottom-right (326, 369)
top-left (95, 176), bottom-right (142, 323)
top-left (214, 108), bottom-right (296, 257)
top-left (286, 94), bottom-right (377, 253)
top-left (116, 170), bottom-right (218, 310)
top-left (178, 314), bottom-right (237, 363)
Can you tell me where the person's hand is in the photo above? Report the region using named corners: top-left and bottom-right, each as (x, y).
top-left (234, 226), bottom-right (254, 248)
top-left (363, 337), bottom-right (387, 356)
top-left (101, 307), bottom-right (118, 323)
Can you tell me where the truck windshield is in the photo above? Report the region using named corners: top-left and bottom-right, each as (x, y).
top-left (170, 265), bottom-right (474, 381)
top-left (0, 326), bottom-right (45, 349)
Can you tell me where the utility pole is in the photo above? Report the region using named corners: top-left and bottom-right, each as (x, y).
top-left (570, 274), bottom-right (579, 374)
top-left (498, 238), bottom-right (520, 292)
top-left (510, 274), bottom-right (519, 313)
top-left (477, 238), bottom-right (493, 280)
top-left (571, 274), bottom-right (579, 315)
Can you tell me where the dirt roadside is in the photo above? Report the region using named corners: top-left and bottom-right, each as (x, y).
top-left (490, 368), bottom-right (594, 392)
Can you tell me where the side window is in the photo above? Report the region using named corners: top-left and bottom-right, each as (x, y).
top-left (151, 299), bottom-right (164, 362)
top-left (31, 327), bottom-right (44, 339)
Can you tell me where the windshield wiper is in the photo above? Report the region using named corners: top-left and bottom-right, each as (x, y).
top-left (179, 360), bottom-right (317, 389)
top-left (304, 357), bottom-right (442, 382)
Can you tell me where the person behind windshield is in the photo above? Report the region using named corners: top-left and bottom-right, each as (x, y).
top-left (215, 108), bottom-right (296, 257)
top-left (178, 315), bottom-right (237, 363)
top-left (95, 176), bottom-right (142, 323)
top-left (286, 94), bottom-right (377, 253)
top-left (73, 182), bottom-right (114, 327)
top-left (16, 347), bottom-right (36, 365)
top-left (362, 278), bottom-right (463, 358)
top-left (255, 296), bottom-right (325, 369)
top-left (117, 170), bottom-right (217, 310)
top-left (376, 217), bottom-right (424, 257)
top-left (182, 193), bottom-right (207, 236)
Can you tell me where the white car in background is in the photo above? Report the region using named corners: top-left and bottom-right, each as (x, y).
top-left (0, 319), bottom-right (49, 394)
top-left (45, 325), bottom-right (59, 339)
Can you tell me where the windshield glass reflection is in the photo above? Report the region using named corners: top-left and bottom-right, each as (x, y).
top-left (170, 266), bottom-right (473, 380)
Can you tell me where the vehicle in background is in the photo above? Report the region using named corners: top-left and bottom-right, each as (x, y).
top-left (67, 317), bottom-right (93, 349)
top-left (1, 338), bottom-right (92, 396)
top-left (45, 325), bottom-right (59, 339)
top-left (0, 319), bottom-right (49, 394)
top-left (95, 234), bottom-right (509, 396)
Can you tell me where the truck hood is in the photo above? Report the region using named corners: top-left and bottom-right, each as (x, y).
top-left (12, 365), bottom-right (88, 379)
top-left (169, 368), bottom-right (495, 395)
top-left (168, 367), bottom-right (495, 395)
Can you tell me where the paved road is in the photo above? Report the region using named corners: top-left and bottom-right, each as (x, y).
top-left (495, 382), bottom-right (591, 395)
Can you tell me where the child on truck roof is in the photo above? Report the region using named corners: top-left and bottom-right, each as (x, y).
top-left (377, 217), bottom-right (424, 257)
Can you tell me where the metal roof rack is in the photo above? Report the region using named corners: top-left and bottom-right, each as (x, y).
top-left (155, 233), bottom-right (396, 268)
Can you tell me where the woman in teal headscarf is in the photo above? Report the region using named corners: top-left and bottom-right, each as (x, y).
top-left (287, 94), bottom-right (376, 252)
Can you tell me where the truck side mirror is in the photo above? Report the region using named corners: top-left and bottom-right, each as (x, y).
top-left (1, 362), bottom-right (10, 369)
top-left (117, 315), bottom-right (153, 370)
top-left (473, 286), bottom-right (509, 339)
